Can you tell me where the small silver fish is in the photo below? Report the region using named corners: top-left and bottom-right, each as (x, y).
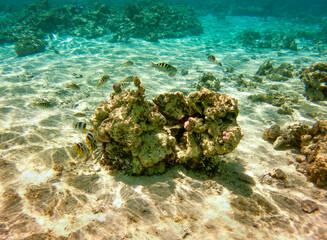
top-left (150, 61), bottom-right (177, 77)
top-left (66, 83), bottom-right (80, 90)
top-left (207, 54), bottom-right (222, 66)
top-left (86, 132), bottom-right (97, 153)
top-left (75, 142), bottom-right (89, 158)
top-left (74, 121), bottom-right (87, 133)
top-left (97, 75), bottom-right (110, 88)
top-left (120, 75), bottom-right (134, 87)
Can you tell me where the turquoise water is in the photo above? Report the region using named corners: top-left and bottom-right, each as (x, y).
top-left (0, 1), bottom-right (327, 239)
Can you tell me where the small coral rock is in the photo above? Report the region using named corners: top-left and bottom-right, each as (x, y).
top-left (15, 37), bottom-right (47, 57)
top-left (270, 169), bottom-right (287, 180)
top-left (301, 200), bottom-right (319, 213)
top-left (263, 124), bottom-right (281, 141)
top-left (300, 63), bottom-right (327, 101)
top-left (196, 73), bottom-right (220, 92)
top-left (264, 120), bottom-right (327, 187)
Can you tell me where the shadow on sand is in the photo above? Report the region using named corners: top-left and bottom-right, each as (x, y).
top-left (112, 159), bottom-right (255, 198)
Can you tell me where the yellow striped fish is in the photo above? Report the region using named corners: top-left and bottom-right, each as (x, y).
top-left (85, 132), bottom-right (97, 153)
top-left (97, 75), bottom-right (110, 88)
top-left (74, 121), bottom-right (87, 133)
top-left (120, 75), bottom-right (134, 87)
top-left (75, 142), bottom-right (89, 158)
top-left (150, 61), bottom-right (177, 77)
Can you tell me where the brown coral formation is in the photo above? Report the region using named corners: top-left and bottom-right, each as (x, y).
top-left (196, 72), bottom-right (220, 91)
top-left (90, 77), bottom-right (242, 175)
top-left (263, 120), bottom-right (327, 187)
top-left (256, 60), bottom-right (294, 81)
top-left (300, 62), bottom-right (327, 101)
top-left (249, 89), bottom-right (298, 115)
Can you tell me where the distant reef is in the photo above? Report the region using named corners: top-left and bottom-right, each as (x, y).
top-left (0, 0), bottom-right (203, 49)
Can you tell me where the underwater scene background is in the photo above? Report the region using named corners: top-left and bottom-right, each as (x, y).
top-left (0, 0), bottom-right (327, 239)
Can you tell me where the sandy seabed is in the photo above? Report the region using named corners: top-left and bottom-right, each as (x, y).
top-left (0, 15), bottom-right (327, 240)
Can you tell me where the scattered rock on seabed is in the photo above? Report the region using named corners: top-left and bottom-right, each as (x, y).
top-left (301, 200), bottom-right (319, 213)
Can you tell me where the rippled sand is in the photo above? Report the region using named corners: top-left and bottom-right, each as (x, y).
top-left (1, 15), bottom-right (327, 239)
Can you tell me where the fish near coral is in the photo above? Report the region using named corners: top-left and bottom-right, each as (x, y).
top-left (75, 142), bottom-right (89, 158)
top-left (150, 61), bottom-right (177, 77)
top-left (97, 75), bottom-right (110, 88)
top-left (74, 121), bottom-right (87, 133)
top-left (207, 54), bottom-right (222, 66)
top-left (120, 75), bottom-right (134, 87)
top-left (86, 132), bottom-right (97, 153)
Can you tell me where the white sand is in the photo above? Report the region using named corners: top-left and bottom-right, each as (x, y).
top-left (0, 15), bottom-right (326, 239)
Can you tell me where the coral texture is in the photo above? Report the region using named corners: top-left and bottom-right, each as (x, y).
top-left (249, 89), bottom-right (298, 115)
top-left (196, 73), bottom-right (220, 92)
top-left (90, 77), bottom-right (242, 175)
top-left (0, 0), bottom-right (202, 45)
top-left (238, 31), bottom-right (298, 50)
top-left (300, 62), bottom-right (327, 101)
top-left (256, 60), bottom-right (294, 80)
top-left (263, 120), bottom-right (327, 187)
top-left (14, 37), bottom-right (47, 57)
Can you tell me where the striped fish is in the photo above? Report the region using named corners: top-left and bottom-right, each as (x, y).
top-left (150, 61), bottom-right (177, 77)
top-left (97, 75), bottom-right (110, 88)
top-left (120, 75), bottom-right (134, 87)
top-left (85, 132), bottom-right (97, 153)
top-left (31, 100), bottom-right (53, 108)
top-left (75, 142), bottom-right (89, 158)
top-left (74, 121), bottom-right (87, 133)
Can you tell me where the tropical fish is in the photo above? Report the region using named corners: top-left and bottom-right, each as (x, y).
top-left (150, 61), bottom-right (177, 77)
top-left (121, 61), bottom-right (134, 67)
top-left (97, 75), bottom-right (110, 88)
top-left (207, 54), bottom-right (222, 66)
top-left (72, 73), bottom-right (83, 78)
top-left (74, 121), bottom-right (87, 133)
top-left (120, 75), bottom-right (134, 87)
top-left (86, 132), bottom-right (97, 153)
top-left (75, 142), bottom-right (89, 158)
top-left (73, 112), bottom-right (86, 117)
top-left (31, 100), bottom-right (53, 108)
top-left (66, 83), bottom-right (80, 90)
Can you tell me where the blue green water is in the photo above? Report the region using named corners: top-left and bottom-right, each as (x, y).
top-left (0, 1), bottom-right (326, 239)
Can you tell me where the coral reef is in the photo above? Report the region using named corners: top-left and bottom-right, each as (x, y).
top-left (222, 73), bottom-right (260, 91)
top-left (89, 77), bottom-right (242, 175)
top-left (196, 73), bottom-right (220, 91)
top-left (249, 89), bottom-right (298, 115)
top-left (14, 37), bottom-right (47, 57)
top-left (256, 60), bottom-right (295, 81)
top-left (0, 0), bottom-right (202, 46)
top-left (263, 120), bottom-right (327, 187)
top-left (108, 1), bottom-right (203, 42)
top-left (238, 30), bottom-right (298, 50)
top-left (300, 62), bottom-right (327, 101)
